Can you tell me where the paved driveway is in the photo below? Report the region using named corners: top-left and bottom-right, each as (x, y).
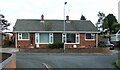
top-left (16, 53), bottom-right (118, 69)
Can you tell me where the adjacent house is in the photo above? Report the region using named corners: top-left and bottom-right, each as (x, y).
top-left (13, 15), bottom-right (100, 48)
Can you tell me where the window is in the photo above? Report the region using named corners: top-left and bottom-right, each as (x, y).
top-left (63, 33), bottom-right (80, 44)
top-left (18, 33), bottom-right (29, 40)
top-left (67, 33), bottom-right (76, 43)
top-left (35, 33), bottom-right (53, 44)
top-left (85, 33), bottom-right (95, 40)
top-left (40, 33), bottom-right (49, 43)
top-left (36, 33), bottom-right (39, 43)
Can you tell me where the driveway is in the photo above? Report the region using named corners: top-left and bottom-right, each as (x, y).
top-left (16, 53), bottom-right (118, 69)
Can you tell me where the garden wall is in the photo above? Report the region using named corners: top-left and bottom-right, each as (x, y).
top-left (19, 48), bottom-right (110, 53)
top-left (1, 53), bottom-right (16, 70)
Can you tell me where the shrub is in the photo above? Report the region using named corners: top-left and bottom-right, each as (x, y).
top-left (47, 42), bottom-right (64, 49)
top-left (98, 41), bottom-right (106, 48)
top-left (99, 44), bottom-right (106, 48)
top-left (116, 41), bottom-right (120, 47)
top-left (116, 59), bottom-right (120, 69)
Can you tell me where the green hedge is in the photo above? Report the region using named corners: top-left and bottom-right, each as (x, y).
top-left (47, 42), bottom-right (64, 49)
top-left (116, 59), bottom-right (120, 69)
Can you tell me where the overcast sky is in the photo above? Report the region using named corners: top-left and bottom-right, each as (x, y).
top-left (0, 0), bottom-right (119, 31)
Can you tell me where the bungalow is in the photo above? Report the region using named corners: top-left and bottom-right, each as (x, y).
top-left (13, 15), bottom-right (100, 48)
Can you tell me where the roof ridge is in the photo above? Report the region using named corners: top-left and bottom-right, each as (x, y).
top-left (17, 19), bottom-right (91, 21)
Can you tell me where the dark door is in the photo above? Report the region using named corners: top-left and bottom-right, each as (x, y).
top-left (30, 33), bottom-right (34, 45)
top-left (53, 33), bottom-right (62, 43)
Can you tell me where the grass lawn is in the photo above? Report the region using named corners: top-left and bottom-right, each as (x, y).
top-left (116, 59), bottom-right (120, 69)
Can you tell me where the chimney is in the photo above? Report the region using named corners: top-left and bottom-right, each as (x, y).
top-left (41, 14), bottom-right (44, 21)
top-left (41, 14), bottom-right (45, 23)
top-left (66, 16), bottom-right (69, 21)
top-left (66, 16), bottom-right (70, 23)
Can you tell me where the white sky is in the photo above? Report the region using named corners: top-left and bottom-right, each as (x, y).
top-left (0, 0), bottom-right (120, 31)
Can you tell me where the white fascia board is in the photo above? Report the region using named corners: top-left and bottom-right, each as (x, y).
top-left (13, 31), bottom-right (100, 33)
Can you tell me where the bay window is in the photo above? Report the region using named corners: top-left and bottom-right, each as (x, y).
top-left (35, 33), bottom-right (53, 44)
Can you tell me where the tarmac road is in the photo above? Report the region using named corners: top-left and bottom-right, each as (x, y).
top-left (16, 53), bottom-right (118, 69)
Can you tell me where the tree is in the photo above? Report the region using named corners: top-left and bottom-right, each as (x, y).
top-left (96, 11), bottom-right (105, 32)
top-left (0, 14), bottom-right (10, 31)
top-left (111, 22), bottom-right (120, 34)
top-left (103, 14), bottom-right (118, 34)
top-left (0, 14), bottom-right (10, 47)
top-left (80, 15), bottom-right (86, 20)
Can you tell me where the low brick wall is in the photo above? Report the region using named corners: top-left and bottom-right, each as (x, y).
top-left (65, 48), bottom-right (110, 53)
top-left (19, 48), bottom-right (64, 53)
top-left (19, 48), bottom-right (110, 53)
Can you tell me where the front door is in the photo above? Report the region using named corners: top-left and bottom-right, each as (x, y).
top-left (30, 33), bottom-right (34, 45)
top-left (53, 33), bottom-right (62, 43)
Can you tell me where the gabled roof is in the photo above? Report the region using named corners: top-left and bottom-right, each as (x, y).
top-left (13, 19), bottom-right (99, 33)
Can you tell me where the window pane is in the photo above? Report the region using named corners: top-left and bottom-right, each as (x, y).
top-left (39, 33), bottom-right (49, 43)
top-left (86, 34), bottom-right (95, 39)
top-left (18, 33), bottom-right (22, 39)
top-left (86, 34), bottom-right (91, 39)
top-left (22, 33), bottom-right (29, 39)
top-left (67, 33), bottom-right (75, 43)
top-left (19, 33), bottom-right (21, 35)
top-left (36, 33), bottom-right (39, 43)
top-left (91, 34), bottom-right (95, 39)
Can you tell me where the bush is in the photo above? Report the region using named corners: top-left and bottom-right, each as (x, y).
top-left (98, 42), bottom-right (106, 48)
top-left (116, 59), bottom-right (120, 69)
top-left (47, 42), bottom-right (64, 49)
top-left (116, 41), bottom-right (120, 47)
top-left (99, 44), bottom-right (106, 48)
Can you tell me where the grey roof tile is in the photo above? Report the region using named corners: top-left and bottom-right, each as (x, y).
top-left (13, 19), bottom-right (99, 32)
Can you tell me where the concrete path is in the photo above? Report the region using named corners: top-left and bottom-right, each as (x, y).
top-left (0, 48), bottom-right (19, 53)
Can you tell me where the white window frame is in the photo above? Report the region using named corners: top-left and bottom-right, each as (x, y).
top-left (49, 33), bottom-right (53, 44)
top-left (85, 33), bottom-right (95, 41)
top-left (35, 33), bottom-right (39, 44)
top-left (76, 33), bottom-right (80, 44)
top-left (18, 33), bottom-right (29, 40)
top-left (63, 33), bottom-right (80, 44)
top-left (35, 33), bottom-right (53, 44)
top-left (62, 34), bottom-right (66, 43)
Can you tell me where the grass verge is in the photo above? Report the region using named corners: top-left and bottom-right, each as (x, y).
top-left (115, 59), bottom-right (120, 69)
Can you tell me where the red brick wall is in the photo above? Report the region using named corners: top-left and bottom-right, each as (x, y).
top-left (35, 44), bottom-right (48, 48)
top-left (17, 40), bottom-right (30, 48)
top-left (65, 33), bottom-right (97, 48)
top-left (17, 33), bottom-right (35, 48)
top-left (17, 33), bottom-right (97, 48)
top-left (80, 33), bottom-right (96, 47)
top-left (19, 48), bottom-right (110, 53)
